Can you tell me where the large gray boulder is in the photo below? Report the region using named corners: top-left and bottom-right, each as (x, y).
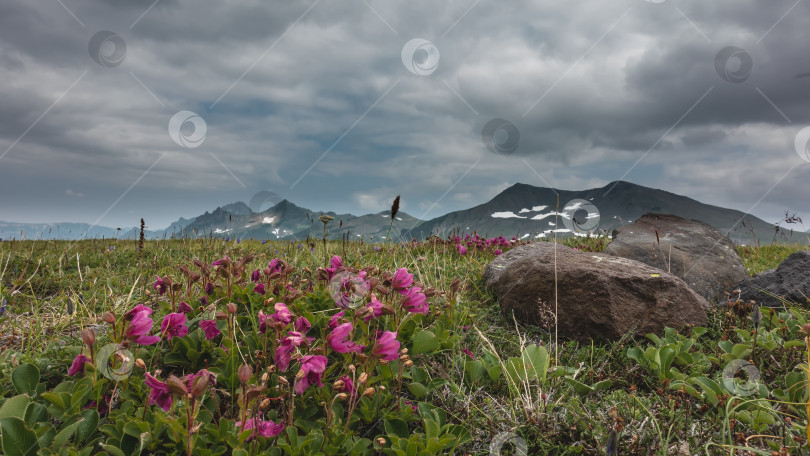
top-left (735, 250), bottom-right (810, 307)
top-left (484, 242), bottom-right (710, 341)
top-left (604, 214), bottom-right (746, 302)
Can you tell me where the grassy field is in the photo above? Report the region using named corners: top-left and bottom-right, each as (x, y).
top-left (0, 236), bottom-right (808, 455)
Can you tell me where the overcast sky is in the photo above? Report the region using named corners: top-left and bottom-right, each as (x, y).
top-left (1, 0), bottom-right (809, 230)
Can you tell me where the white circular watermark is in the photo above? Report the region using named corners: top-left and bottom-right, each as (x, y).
top-left (401, 38), bottom-right (440, 76)
top-left (328, 271), bottom-right (369, 309)
top-left (482, 119), bottom-right (520, 156)
top-left (95, 343), bottom-right (134, 381)
top-left (489, 432), bottom-right (527, 456)
top-left (88, 31), bottom-right (126, 68)
top-left (794, 126), bottom-right (810, 163)
top-left (249, 190), bottom-right (284, 213)
top-left (562, 199), bottom-right (600, 233)
top-left (168, 111), bottom-right (207, 148)
top-left (721, 359), bottom-right (760, 397)
top-left (714, 46), bottom-right (752, 83)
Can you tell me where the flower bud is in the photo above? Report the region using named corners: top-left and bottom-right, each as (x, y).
top-left (336, 393), bottom-right (348, 400)
top-left (376, 438), bottom-right (386, 446)
top-left (333, 380), bottom-right (345, 390)
top-left (295, 369), bottom-right (306, 380)
top-left (348, 364), bottom-right (356, 373)
top-left (259, 398), bottom-right (271, 410)
top-left (167, 375), bottom-right (188, 395)
top-left (803, 323), bottom-right (810, 336)
top-left (261, 372), bottom-right (269, 385)
top-left (362, 387), bottom-right (375, 397)
top-left (102, 311), bottom-right (116, 324)
top-left (191, 374), bottom-right (210, 397)
top-left (277, 376), bottom-right (289, 386)
top-left (238, 363), bottom-right (252, 385)
top-left (135, 358), bottom-right (146, 369)
top-left (267, 365), bottom-right (276, 374)
top-left (215, 311), bottom-right (228, 320)
top-left (81, 328), bottom-right (96, 347)
top-left (404, 360), bottom-right (413, 368)
top-left (226, 303), bottom-right (237, 314)
top-left (400, 348), bottom-right (408, 354)
top-left (358, 372), bottom-right (368, 384)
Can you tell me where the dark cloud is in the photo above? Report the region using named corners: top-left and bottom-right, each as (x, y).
top-left (0, 0), bottom-right (808, 229)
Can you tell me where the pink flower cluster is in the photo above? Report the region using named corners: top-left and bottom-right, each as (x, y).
top-left (449, 233), bottom-right (515, 256)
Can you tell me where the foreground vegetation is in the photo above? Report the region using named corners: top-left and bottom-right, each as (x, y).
top-left (0, 234), bottom-right (808, 455)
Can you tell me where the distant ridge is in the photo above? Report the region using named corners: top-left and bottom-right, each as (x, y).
top-left (1, 181), bottom-right (799, 244)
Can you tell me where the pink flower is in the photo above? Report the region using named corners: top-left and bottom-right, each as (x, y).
top-left (68, 354), bottom-right (91, 376)
top-left (254, 283), bottom-right (266, 295)
top-left (327, 323), bottom-right (365, 354)
top-left (461, 348), bottom-right (475, 360)
top-left (337, 375), bottom-right (357, 398)
top-left (456, 244), bottom-right (467, 255)
top-left (205, 283), bottom-right (215, 295)
top-left (212, 256), bottom-right (230, 266)
top-left (145, 372), bottom-right (172, 411)
top-left (186, 369), bottom-right (217, 392)
top-left (178, 301), bottom-right (193, 314)
top-left (237, 418), bottom-right (285, 440)
top-left (153, 276), bottom-right (167, 296)
top-left (275, 331), bottom-right (307, 372)
top-left (267, 258), bottom-right (283, 273)
top-left (258, 310), bottom-right (270, 333)
top-left (294, 355), bottom-right (328, 394)
top-left (328, 311), bottom-right (344, 330)
top-left (294, 316), bottom-right (311, 333)
top-left (126, 308), bottom-right (160, 345)
top-left (493, 249), bottom-right (502, 256)
top-left (270, 302), bottom-right (293, 325)
top-left (324, 255), bottom-right (343, 280)
top-left (160, 313), bottom-right (189, 340)
top-left (372, 331), bottom-right (400, 361)
top-left (126, 304), bottom-right (153, 319)
top-left (391, 268), bottom-right (413, 293)
top-left (401, 287), bottom-right (429, 315)
top-left (199, 320), bottom-right (220, 340)
top-left (251, 269), bottom-right (261, 283)
top-left (363, 294), bottom-right (385, 322)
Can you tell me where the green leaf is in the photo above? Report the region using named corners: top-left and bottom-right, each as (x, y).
top-left (0, 395), bottom-right (31, 420)
top-left (385, 419), bottom-right (409, 439)
top-left (521, 345), bottom-right (549, 383)
top-left (52, 420), bottom-right (82, 447)
top-left (76, 409), bottom-right (99, 444)
top-left (39, 393), bottom-right (65, 411)
top-left (626, 347), bottom-right (645, 365)
top-left (411, 330), bottom-right (440, 355)
top-left (100, 443), bottom-right (127, 456)
top-left (463, 360), bottom-right (486, 384)
top-left (11, 364), bottom-right (39, 396)
top-left (0, 417), bottom-right (39, 456)
top-left (407, 383), bottom-right (428, 400)
top-left (565, 377), bottom-right (594, 396)
top-left (22, 403), bottom-right (47, 427)
top-left (441, 425), bottom-right (471, 448)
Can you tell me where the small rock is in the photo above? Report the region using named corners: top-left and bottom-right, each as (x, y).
top-left (735, 250), bottom-right (810, 307)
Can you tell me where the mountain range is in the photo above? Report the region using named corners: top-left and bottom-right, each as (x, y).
top-left (1, 181), bottom-right (805, 244)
